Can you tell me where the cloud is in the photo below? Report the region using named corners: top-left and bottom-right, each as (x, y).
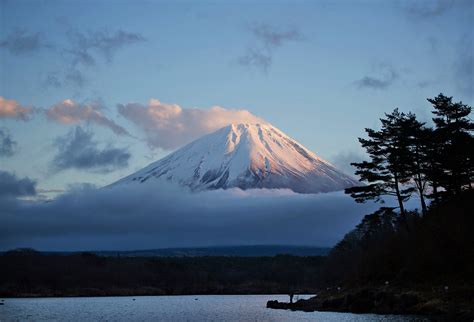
top-left (0, 170), bottom-right (36, 198)
top-left (0, 97), bottom-right (131, 137)
top-left (401, 1), bottom-right (472, 97)
top-left (43, 67), bottom-right (87, 89)
top-left (24, 27), bottom-right (145, 89)
top-left (118, 99), bottom-right (264, 150)
top-left (355, 64), bottom-right (399, 90)
top-left (0, 96), bottom-right (35, 121)
top-left (401, 0), bottom-right (471, 19)
top-left (65, 29), bottom-right (146, 67)
top-left (238, 48), bottom-right (272, 74)
top-left (65, 69), bottom-right (87, 88)
top-left (66, 182), bottom-right (98, 192)
top-left (238, 24), bottom-right (302, 73)
top-left (0, 181), bottom-right (396, 251)
top-left (252, 24), bottom-right (302, 49)
top-left (46, 99), bottom-right (129, 135)
top-left (454, 33), bottom-right (473, 97)
top-left (329, 151), bottom-right (366, 176)
top-left (0, 128), bottom-right (17, 157)
top-left (0, 29), bottom-right (51, 55)
top-left (417, 80), bottom-right (435, 88)
top-left (52, 126), bottom-right (131, 172)
top-left (36, 188), bottom-right (65, 195)
top-left (43, 72), bottom-right (62, 88)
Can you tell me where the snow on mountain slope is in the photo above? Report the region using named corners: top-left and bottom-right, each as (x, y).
top-left (113, 123), bottom-right (360, 193)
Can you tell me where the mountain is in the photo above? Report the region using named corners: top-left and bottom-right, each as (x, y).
top-left (113, 123), bottom-right (359, 193)
top-left (30, 246), bottom-right (331, 257)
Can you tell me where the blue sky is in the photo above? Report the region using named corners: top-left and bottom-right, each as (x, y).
top-left (1, 0), bottom-right (473, 196)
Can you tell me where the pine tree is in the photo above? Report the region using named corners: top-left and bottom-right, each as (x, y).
top-left (422, 127), bottom-right (444, 203)
top-left (427, 94), bottom-right (473, 196)
top-left (401, 113), bottom-right (430, 214)
top-left (346, 109), bottom-right (414, 218)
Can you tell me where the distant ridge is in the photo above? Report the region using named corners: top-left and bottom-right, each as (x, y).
top-left (6, 245), bottom-right (331, 257)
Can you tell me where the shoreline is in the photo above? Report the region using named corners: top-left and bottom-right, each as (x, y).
top-left (0, 291), bottom-right (316, 299)
top-left (267, 285), bottom-right (474, 320)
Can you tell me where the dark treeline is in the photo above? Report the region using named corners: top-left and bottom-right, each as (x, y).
top-left (324, 93), bottom-right (473, 285)
top-left (269, 190), bottom-right (473, 319)
top-left (0, 252), bottom-right (325, 297)
top-left (12, 245), bottom-right (331, 258)
top-left (268, 94), bottom-right (473, 318)
top-left (323, 190), bottom-right (473, 285)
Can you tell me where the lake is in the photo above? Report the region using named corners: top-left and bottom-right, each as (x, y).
top-left (0, 295), bottom-right (426, 321)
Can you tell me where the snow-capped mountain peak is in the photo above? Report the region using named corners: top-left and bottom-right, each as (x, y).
top-left (113, 122), bottom-right (359, 193)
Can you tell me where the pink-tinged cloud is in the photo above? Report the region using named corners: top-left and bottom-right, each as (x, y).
top-left (46, 99), bottom-right (129, 136)
top-left (117, 99), bottom-right (265, 149)
top-left (0, 97), bottom-right (34, 121)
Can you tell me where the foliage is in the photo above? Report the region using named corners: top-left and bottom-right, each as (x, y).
top-left (428, 94), bottom-right (473, 196)
top-left (323, 190), bottom-right (474, 285)
top-left (0, 254), bottom-right (325, 297)
top-left (346, 93), bottom-right (473, 216)
top-left (329, 93), bottom-right (473, 287)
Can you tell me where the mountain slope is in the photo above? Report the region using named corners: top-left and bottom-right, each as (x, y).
top-left (113, 123), bottom-right (359, 193)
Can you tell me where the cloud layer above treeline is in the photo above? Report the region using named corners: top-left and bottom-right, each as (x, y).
top-left (0, 180), bottom-right (386, 251)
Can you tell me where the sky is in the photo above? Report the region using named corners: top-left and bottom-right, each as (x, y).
top-left (0, 0), bottom-right (473, 250)
top-left (1, 0), bottom-right (472, 194)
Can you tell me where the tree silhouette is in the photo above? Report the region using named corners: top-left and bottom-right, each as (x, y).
top-left (345, 109), bottom-right (414, 219)
top-left (347, 95), bottom-right (473, 214)
top-left (428, 94), bottom-right (473, 196)
top-left (401, 114), bottom-right (430, 214)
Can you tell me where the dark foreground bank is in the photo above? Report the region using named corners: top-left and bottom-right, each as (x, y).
top-left (268, 190), bottom-right (474, 320)
top-left (267, 285), bottom-right (473, 321)
top-left (0, 252), bottom-right (324, 297)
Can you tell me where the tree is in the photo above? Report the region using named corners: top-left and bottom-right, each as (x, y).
top-left (401, 114), bottom-right (430, 214)
top-left (427, 94), bottom-right (473, 196)
top-left (346, 109), bottom-right (414, 219)
top-left (422, 127), bottom-right (444, 203)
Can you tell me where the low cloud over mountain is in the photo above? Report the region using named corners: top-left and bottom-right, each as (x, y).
top-left (0, 182), bottom-right (387, 251)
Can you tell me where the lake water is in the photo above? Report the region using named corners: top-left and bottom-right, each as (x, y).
top-left (0, 295), bottom-right (426, 321)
